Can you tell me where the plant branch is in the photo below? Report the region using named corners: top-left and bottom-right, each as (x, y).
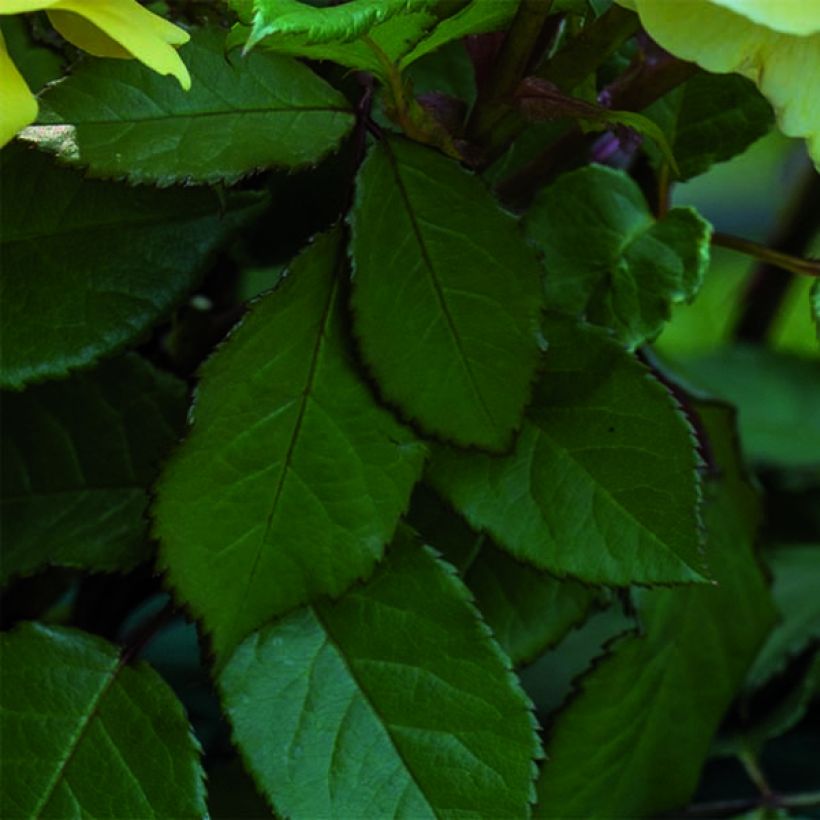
top-left (713, 232), bottom-right (820, 278)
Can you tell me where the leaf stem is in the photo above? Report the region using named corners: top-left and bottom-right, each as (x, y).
top-left (713, 232), bottom-right (820, 278)
top-left (738, 744), bottom-right (773, 799)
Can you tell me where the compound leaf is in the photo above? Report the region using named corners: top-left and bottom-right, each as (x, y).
top-left (427, 318), bottom-right (707, 585)
top-left (155, 230), bottom-right (427, 661)
top-left (0, 145), bottom-right (265, 389)
top-left (219, 532), bottom-right (541, 818)
top-left (0, 623), bottom-right (206, 819)
top-left (525, 164), bottom-right (711, 349)
top-left (534, 402), bottom-right (777, 818)
top-left (25, 27), bottom-right (354, 185)
top-left (350, 136), bottom-right (544, 451)
top-left (1, 355), bottom-right (186, 586)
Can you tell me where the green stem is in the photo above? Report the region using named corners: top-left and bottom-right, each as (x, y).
top-left (782, 791), bottom-right (820, 808)
top-left (467, 0), bottom-right (554, 143)
top-left (713, 232), bottom-right (820, 278)
top-left (738, 745), bottom-right (773, 799)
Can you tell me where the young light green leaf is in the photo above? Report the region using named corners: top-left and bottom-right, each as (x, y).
top-left (524, 164), bottom-right (711, 349)
top-left (746, 544), bottom-right (820, 690)
top-left (677, 346), bottom-right (820, 468)
top-left (219, 532), bottom-right (541, 819)
top-left (246, 0), bottom-right (442, 49)
top-left (427, 318), bottom-right (707, 585)
top-left (155, 230), bottom-right (427, 661)
top-left (1, 355), bottom-right (186, 586)
top-left (534, 403), bottom-right (777, 818)
top-left (24, 27), bottom-right (354, 185)
top-left (0, 145), bottom-right (265, 390)
top-left (350, 136), bottom-right (544, 451)
top-left (0, 623), bottom-right (206, 819)
top-left (644, 72), bottom-right (774, 180)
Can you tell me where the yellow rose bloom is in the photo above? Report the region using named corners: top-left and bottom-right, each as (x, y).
top-left (0, 0), bottom-right (190, 148)
top-left (618, 0), bottom-right (820, 169)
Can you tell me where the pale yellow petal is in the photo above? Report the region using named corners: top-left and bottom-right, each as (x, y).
top-left (0, 1), bottom-right (61, 12)
top-left (46, 10), bottom-right (131, 58)
top-left (49, 0), bottom-right (190, 89)
top-left (707, 0), bottom-right (820, 36)
top-left (0, 30), bottom-right (38, 147)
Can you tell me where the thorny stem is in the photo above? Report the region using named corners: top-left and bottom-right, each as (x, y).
top-left (121, 600), bottom-right (177, 665)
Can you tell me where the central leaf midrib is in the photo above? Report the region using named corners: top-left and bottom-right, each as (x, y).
top-left (226, 266), bottom-right (341, 643)
top-left (386, 146), bottom-right (497, 435)
top-left (39, 105), bottom-right (353, 127)
top-left (31, 654), bottom-right (123, 818)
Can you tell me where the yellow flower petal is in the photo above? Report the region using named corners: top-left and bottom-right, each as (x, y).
top-left (49, 0), bottom-right (190, 89)
top-left (0, 29), bottom-right (38, 148)
top-left (626, 0), bottom-right (820, 170)
top-left (707, 0), bottom-right (820, 36)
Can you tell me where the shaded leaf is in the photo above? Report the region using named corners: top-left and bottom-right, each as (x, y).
top-left (1, 355), bottom-right (186, 586)
top-left (746, 544), bottom-right (820, 690)
top-left (155, 230), bottom-right (426, 661)
top-left (1, 16), bottom-right (63, 90)
top-left (534, 402), bottom-right (776, 818)
top-left (350, 136), bottom-right (544, 450)
top-left (678, 346), bottom-right (820, 468)
top-left (25, 27), bottom-right (354, 185)
top-left (219, 532), bottom-right (541, 819)
top-left (525, 164), bottom-right (711, 349)
top-left (0, 623), bottom-right (206, 819)
top-left (644, 72), bottom-right (774, 180)
top-left (0, 145), bottom-right (265, 389)
top-left (811, 279), bottom-right (819, 339)
top-left (428, 319), bottom-right (707, 585)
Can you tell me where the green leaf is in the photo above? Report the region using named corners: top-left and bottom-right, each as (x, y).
top-left (644, 72), bottom-right (774, 180)
top-left (1, 355), bottom-right (186, 586)
top-left (350, 136), bottom-right (544, 451)
top-left (464, 545), bottom-right (598, 666)
top-left (0, 145), bottom-right (265, 390)
top-left (410, 488), bottom-right (597, 665)
top-left (219, 531), bottom-right (541, 818)
top-left (0, 622), bottom-right (206, 819)
top-left (400, 0), bottom-right (518, 67)
top-left (534, 402), bottom-right (777, 818)
top-left (246, 0), bottom-right (442, 49)
top-left (811, 280), bottom-right (819, 339)
top-left (0, 16), bottom-right (63, 91)
top-left (428, 318), bottom-right (707, 585)
top-left (746, 545), bottom-right (820, 691)
top-left (524, 164), bottom-right (711, 349)
top-left (155, 230), bottom-right (427, 661)
top-left (677, 346), bottom-right (820, 468)
top-left (24, 27), bottom-right (354, 185)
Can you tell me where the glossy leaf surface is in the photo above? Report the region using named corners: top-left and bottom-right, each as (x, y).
top-left (350, 136), bottom-right (544, 450)
top-left (534, 403), bottom-right (777, 818)
top-left (525, 165), bottom-right (711, 349)
top-left (0, 145), bottom-right (264, 389)
top-left (1, 355), bottom-right (186, 585)
top-left (219, 534), bottom-right (541, 818)
top-left (155, 230), bottom-right (427, 660)
top-left (428, 319), bottom-right (706, 585)
top-left (0, 623), bottom-right (206, 819)
top-left (26, 27), bottom-right (354, 185)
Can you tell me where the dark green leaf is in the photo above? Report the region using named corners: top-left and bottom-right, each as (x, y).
top-left (0, 623), bottom-right (206, 819)
top-left (644, 73), bottom-right (774, 180)
top-left (155, 230), bottom-right (427, 661)
top-left (350, 136), bottom-right (544, 450)
top-left (219, 531), bottom-right (541, 818)
top-left (677, 346), bottom-right (820, 468)
top-left (25, 27), bottom-right (354, 185)
top-left (746, 544), bottom-right (820, 690)
top-left (464, 545), bottom-right (598, 666)
top-left (1, 16), bottom-right (63, 91)
top-left (0, 145), bottom-right (265, 389)
top-left (1, 355), bottom-right (186, 586)
top-left (534, 403), bottom-right (776, 818)
top-left (428, 319), bottom-right (707, 585)
top-left (525, 164), bottom-right (711, 349)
